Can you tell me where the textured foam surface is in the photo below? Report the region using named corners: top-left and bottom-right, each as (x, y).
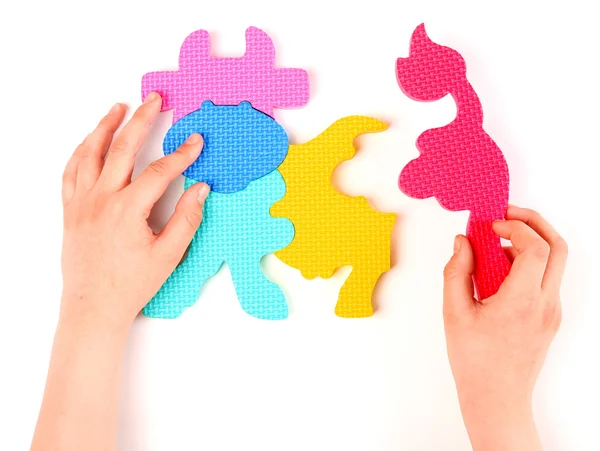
top-left (142, 26), bottom-right (310, 121)
top-left (164, 101), bottom-right (288, 193)
top-left (271, 117), bottom-right (396, 318)
top-left (143, 171), bottom-right (294, 320)
top-left (396, 24), bottom-right (511, 300)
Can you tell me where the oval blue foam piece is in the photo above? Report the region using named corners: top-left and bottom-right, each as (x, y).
top-left (163, 100), bottom-right (289, 193)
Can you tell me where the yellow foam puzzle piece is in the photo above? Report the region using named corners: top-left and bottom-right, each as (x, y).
top-left (270, 116), bottom-right (396, 318)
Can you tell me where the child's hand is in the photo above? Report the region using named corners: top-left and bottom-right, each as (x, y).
top-left (31, 94), bottom-right (209, 451)
top-left (60, 93), bottom-right (209, 330)
top-left (443, 206), bottom-right (567, 451)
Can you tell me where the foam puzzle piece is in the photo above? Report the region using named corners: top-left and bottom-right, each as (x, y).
top-left (142, 26), bottom-right (310, 121)
top-left (164, 101), bottom-right (288, 193)
top-left (396, 24), bottom-right (511, 300)
top-left (271, 117), bottom-right (396, 318)
top-left (143, 171), bottom-right (294, 320)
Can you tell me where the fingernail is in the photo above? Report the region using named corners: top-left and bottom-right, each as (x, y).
top-left (109, 103), bottom-right (122, 114)
top-left (186, 133), bottom-right (202, 145)
top-left (144, 92), bottom-right (159, 104)
top-left (454, 236), bottom-right (461, 254)
top-left (197, 184), bottom-right (210, 204)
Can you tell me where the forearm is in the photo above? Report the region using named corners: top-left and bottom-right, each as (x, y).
top-left (31, 303), bottom-right (131, 451)
top-left (458, 390), bottom-right (542, 451)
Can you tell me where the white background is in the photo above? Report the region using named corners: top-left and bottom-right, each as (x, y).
top-left (1, 0), bottom-right (599, 449)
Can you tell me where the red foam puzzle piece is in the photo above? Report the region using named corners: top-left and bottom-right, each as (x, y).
top-left (397, 24), bottom-right (511, 300)
top-left (142, 26), bottom-right (309, 122)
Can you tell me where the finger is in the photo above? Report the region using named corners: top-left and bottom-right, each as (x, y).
top-left (493, 219), bottom-right (549, 292)
top-left (503, 246), bottom-right (518, 263)
top-left (154, 182), bottom-right (210, 263)
top-left (125, 133), bottom-right (203, 214)
top-left (76, 103), bottom-right (127, 192)
top-left (443, 235), bottom-right (476, 317)
top-left (62, 135), bottom-right (86, 205)
top-left (506, 205), bottom-right (568, 293)
top-left (98, 92), bottom-right (162, 192)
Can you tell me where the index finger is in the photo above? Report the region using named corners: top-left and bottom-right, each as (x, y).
top-left (124, 133), bottom-right (203, 213)
top-left (506, 205), bottom-right (568, 293)
top-left (97, 92), bottom-right (162, 192)
top-left (493, 219), bottom-right (550, 294)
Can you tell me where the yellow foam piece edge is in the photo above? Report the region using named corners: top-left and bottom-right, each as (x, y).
top-left (270, 116), bottom-right (396, 318)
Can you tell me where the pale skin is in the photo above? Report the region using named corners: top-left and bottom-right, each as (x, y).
top-left (445, 209), bottom-right (567, 451)
top-left (31, 94), bottom-right (567, 451)
top-left (31, 93), bottom-right (210, 451)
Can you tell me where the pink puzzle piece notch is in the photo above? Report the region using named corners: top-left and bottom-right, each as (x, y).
top-left (397, 24), bottom-right (511, 300)
top-left (142, 26), bottom-right (310, 122)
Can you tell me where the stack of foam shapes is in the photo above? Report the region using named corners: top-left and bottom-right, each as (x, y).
top-left (396, 24), bottom-right (511, 300)
top-left (141, 26), bottom-right (310, 121)
top-left (271, 116), bottom-right (396, 318)
top-left (163, 101), bottom-right (288, 193)
top-left (141, 26), bottom-right (309, 320)
top-left (143, 171), bottom-right (294, 320)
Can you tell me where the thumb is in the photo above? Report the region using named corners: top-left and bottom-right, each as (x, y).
top-left (443, 235), bottom-right (476, 315)
top-left (156, 182), bottom-right (210, 262)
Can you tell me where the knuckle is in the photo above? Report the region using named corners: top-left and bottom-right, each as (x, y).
top-left (134, 107), bottom-right (154, 127)
top-left (148, 159), bottom-right (168, 176)
top-left (529, 240), bottom-right (550, 261)
top-left (74, 142), bottom-right (87, 157)
top-left (552, 237), bottom-right (569, 257)
top-left (79, 148), bottom-right (93, 160)
top-left (523, 208), bottom-right (541, 222)
top-left (442, 304), bottom-right (461, 324)
top-left (164, 250), bottom-right (183, 268)
top-left (176, 144), bottom-right (193, 157)
top-left (106, 195), bottom-right (124, 214)
top-left (97, 115), bottom-right (112, 129)
top-left (170, 149), bottom-right (187, 166)
top-left (513, 301), bottom-right (536, 322)
top-left (501, 284), bottom-right (523, 303)
top-left (184, 211), bottom-right (203, 230)
top-left (542, 303), bottom-right (562, 332)
top-left (442, 308), bottom-right (456, 324)
top-left (109, 140), bottom-right (128, 156)
top-left (443, 262), bottom-right (458, 280)
top-left (94, 122), bottom-right (111, 138)
top-left (62, 169), bottom-right (74, 183)
top-left (513, 221), bottom-right (529, 235)
top-left (553, 307), bottom-right (563, 331)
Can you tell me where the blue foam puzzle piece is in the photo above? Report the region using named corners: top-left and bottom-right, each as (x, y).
top-left (164, 101), bottom-right (289, 194)
top-left (143, 170), bottom-right (294, 320)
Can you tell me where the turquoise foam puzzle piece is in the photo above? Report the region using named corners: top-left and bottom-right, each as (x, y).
top-left (143, 170), bottom-right (294, 320)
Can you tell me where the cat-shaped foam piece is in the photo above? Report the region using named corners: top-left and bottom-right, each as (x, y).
top-left (396, 24), bottom-right (511, 300)
top-left (142, 26), bottom-right (310, 121)
top-left (144, 171), bottom-right (294, 320)
top-left (271, 117), bottom-right (396, 318)
top-left (163, 101), bottom-right (288, 193)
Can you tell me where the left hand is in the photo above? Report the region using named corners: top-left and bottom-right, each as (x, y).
top-left (60, 93), bottom-right (210, 330)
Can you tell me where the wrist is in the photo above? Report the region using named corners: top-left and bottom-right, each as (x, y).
top-left (458, 391), bottom-right (540, 451)
top-left (33, 295), bottom-right (132, 451)
top-left (59, 293), bottom-right (134, 344)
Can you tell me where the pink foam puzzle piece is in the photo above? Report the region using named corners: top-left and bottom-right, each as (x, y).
top-left (142, 26), bottom-right (310, 122)
top-left (397, 24), bottom-right (511, 300)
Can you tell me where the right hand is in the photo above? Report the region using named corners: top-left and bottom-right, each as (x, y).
top-left (442, 205), bottom-right (567, 451)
